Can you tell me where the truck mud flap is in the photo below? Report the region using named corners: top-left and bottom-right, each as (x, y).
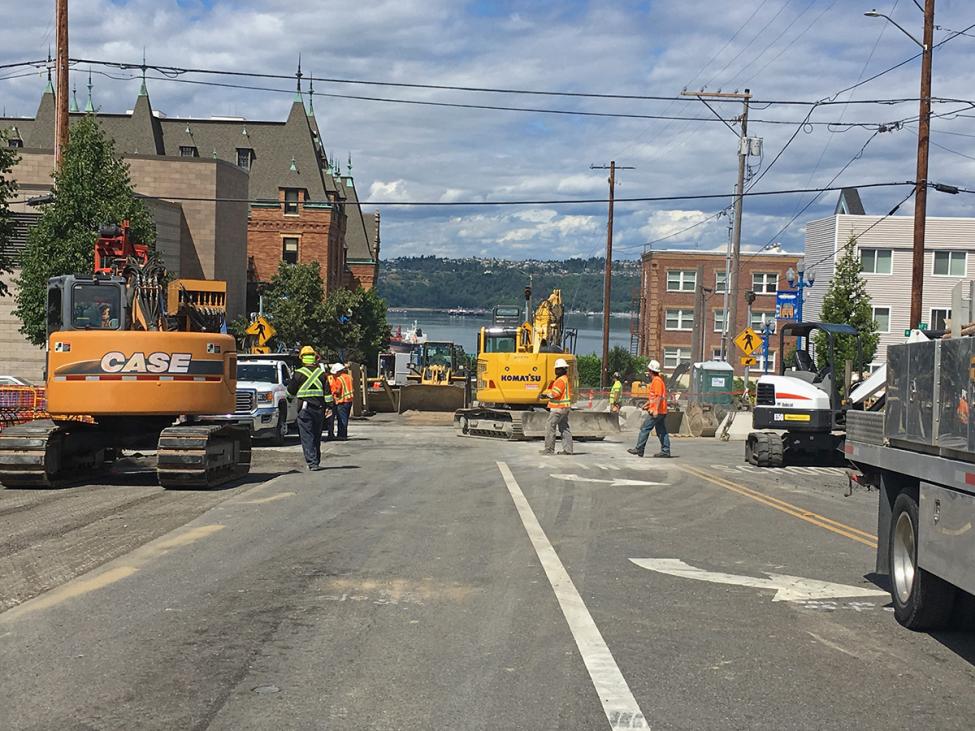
top-left (398, 384), bottom-right (467, 413)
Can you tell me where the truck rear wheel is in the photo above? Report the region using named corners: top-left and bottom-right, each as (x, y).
top-left (269, 404), bottom-right (288, 446)
top-left (889, 492), bottom-right (956, 630)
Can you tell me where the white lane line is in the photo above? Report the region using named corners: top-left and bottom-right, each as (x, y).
top-left (497, 461), bottom-right (649, 730)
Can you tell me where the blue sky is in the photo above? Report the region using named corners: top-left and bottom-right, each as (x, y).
top-left (3, 0), bottom-right (975, 261)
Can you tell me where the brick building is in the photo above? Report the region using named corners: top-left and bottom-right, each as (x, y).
top-left (638, 249), bottom-right (800, 374)
top-left (2, 72), bottom-right (381, 308)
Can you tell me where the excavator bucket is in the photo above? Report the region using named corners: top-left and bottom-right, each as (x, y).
top-left (398, 383), bottom-right (467, 413)
top-left (518, 409), bottom-right (621, 440)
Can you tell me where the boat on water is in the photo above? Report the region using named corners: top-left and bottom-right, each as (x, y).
top-left (389, 321), bottom-right (428, 353)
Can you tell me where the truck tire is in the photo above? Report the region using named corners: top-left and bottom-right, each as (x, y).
top-left (768, 436), bottom-right (784, 467)
top-left (889, 492), bottom-right (956, 630)
top-left (752, 432), bottom-right (772, 467)
top-left (269, 403), bottom-right (288, 446)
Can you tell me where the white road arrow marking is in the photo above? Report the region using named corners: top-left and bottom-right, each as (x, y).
top-left (551, 473), bottom-right (667, 487)
top-left (629, 558), bottom-right (888, 602)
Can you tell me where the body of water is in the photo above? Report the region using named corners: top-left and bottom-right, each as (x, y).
top-left (388, 309), bottom-right (634, 356)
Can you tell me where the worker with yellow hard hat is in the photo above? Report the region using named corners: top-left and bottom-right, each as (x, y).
top-left (540, 357), bottom-right (574, 456)
top-left (287, 345), bottom-right (327, 470)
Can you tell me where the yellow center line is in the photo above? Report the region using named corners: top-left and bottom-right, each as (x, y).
top-left (679, 464), bottom-right (877, 548)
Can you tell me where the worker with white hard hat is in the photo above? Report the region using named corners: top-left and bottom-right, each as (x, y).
top-left (628, 358), bottom-right (672, 458)
top-left (329, 362), bottom-right (354, 441)
top-left (539, 357), bottom-right (574, 456)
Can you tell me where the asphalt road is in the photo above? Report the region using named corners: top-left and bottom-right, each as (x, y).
top-left (2, 420), bottom-right (975, 730)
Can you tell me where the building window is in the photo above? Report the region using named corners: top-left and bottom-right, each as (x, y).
top-left (7, 138), bottom-right (22, 149)
top-left (665, 309), bottom-right (694, 331)
top-left (282, 237), bottom-right (299, 264)
top-left (715, 271), bottom-right (727, 293)
top-left (283, 188), bottom-right (300, 215)
top-left (179, 145), bottom-right (199, 158)
top-left (758, 351), bottom-right (776, 372)
top-left (931, 308), bottom-right (951, 331)
top-left (712, 347), bottom-right (723, 361)
top-left (750, 312), bottom-right (775, 333)
top-left (933, 251), bottom-right (966, 277)
top-left (751, 272), bottom-right (777, 294)
top-left (713, 309), bottom-right (726, 333)
top-left (236, 148), bottom-right (253, 170)
top-left (663, 347), bottom-right (691, 370)
top-left (860, 248), bottom-right (892, 274)
top-left (872, 306), bottom-right (891, 333)
top-left (666, 269), bottom-right (696, 292)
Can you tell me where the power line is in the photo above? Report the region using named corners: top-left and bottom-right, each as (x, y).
top-left (615, 209), bottom-right (730, 252)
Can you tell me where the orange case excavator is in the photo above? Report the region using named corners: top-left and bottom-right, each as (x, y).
top-left (0, 222), bottom-right (250, 488)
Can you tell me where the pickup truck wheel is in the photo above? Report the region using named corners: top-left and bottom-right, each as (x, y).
top-left (889, 492), bottom-right (956, 630)
top-left (269, 403), bottom-right (288, 446)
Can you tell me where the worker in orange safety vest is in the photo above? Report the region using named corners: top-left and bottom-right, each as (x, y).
top-left (540, 358), bottom-right (574, 456)
top-left (330, 362), bottom-right (355, 441)
top-left (628, 359), bottom-right (671, 458)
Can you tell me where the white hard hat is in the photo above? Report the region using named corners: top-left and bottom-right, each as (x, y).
top-left (648, 359), bottom-right (661, 372)
top-left (330, 362), bottom-right (346, 374)
top-left (554, 358), bottom-right (570, 369)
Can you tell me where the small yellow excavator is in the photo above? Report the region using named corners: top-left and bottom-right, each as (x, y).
top-left (453, 288), bottom-right (620, 440)
top-left (0, 222), bottom-right (249, 489)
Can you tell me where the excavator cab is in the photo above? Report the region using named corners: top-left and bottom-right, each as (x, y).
top-left (47, 275), bottom-right (127, 336)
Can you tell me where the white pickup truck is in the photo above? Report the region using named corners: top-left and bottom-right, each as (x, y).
top-left (209, 355), bottom-right (298, 445)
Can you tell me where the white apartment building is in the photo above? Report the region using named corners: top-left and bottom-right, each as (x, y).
top-left (804, 202), bottom-right (975, 368)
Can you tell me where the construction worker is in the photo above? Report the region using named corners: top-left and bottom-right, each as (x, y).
top-left (331, 362), bottom-right (355, 441)
top-left (540, 357), bottom-right (573, 456)
top-left (287, 346), bottom-right (327, 471)
top-left (628, 360), bottom-right (671, 458)
top-left (609, 371), bottom-right (623, 413)
top-left (322, 365), bottom-right (337, 442)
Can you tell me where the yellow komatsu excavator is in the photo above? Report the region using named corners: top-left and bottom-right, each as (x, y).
top-left (453, 288), bottom-right (620, 440)
top-left (0, 222), bottom-right (249, 489)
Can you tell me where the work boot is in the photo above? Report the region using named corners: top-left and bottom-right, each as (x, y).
top-left (308, 464), bottom-right (323, 471)
top-left (627, 448), bottom-right (643, 457)
top-left (652, 452), bottom-right (671, 459)
top-left (539, 449), bottom-right (555, 456)
top-left (557, 450), bottom-right (573, 456)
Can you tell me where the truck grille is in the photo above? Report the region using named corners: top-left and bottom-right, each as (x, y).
top-left (756, 382), bottom-right (776, 406)
top-left (235, 389), bottom-right (256, 414)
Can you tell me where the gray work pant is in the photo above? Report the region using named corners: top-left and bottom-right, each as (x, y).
top-left (544, 409), bottom-right (573, 454)
top-left (297, 405), bottom-right (324, 468)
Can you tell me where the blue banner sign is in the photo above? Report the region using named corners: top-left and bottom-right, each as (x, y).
top-left (775, 290), bottom-right (799, 321)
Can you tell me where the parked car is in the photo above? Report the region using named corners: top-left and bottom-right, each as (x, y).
top-left (208, 355), bottom-right (298, 445)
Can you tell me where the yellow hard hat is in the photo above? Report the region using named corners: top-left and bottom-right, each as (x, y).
top-left (299, 345), bottom-right (316, 359)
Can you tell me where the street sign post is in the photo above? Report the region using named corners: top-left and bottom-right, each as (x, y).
top-left (734, 327), bottom-right (761, 355)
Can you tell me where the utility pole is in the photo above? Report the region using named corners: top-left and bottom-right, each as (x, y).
top-left (682, 89), bottom-right (751, 361)
top-left (591, 160), bottom-right (634, 388)
top-left (54, 0), bottom-right (69, 167)
top-left (911, 0), bottom-right (935, 329)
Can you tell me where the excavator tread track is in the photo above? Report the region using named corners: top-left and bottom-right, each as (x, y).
top-left (0, 422), bottom-right (104, 489)
top-left (157, 423), bottom-right (251, 490)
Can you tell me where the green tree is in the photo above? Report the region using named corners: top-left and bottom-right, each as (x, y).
top-left (606, 346), bottom-right (647, 380)
top-left (15, 116), bottom-right (155, 344)
top-left (0, 130), bottom-right (18, 295)
top-left (576, 354), bottom-right (601, 387)
top-left (813, 236), bottom-right (879, 371)
top-left (318, 286), bottom-right (390, 366)
top-left (261, 261), bottom-right (330, 352)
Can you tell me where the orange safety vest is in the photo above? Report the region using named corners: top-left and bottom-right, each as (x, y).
top-left (547, 374), bottom-right (572, 410)
top-left (336, 372), bottom-right (354, 404)
top-left (647, 375), bottom-right (668, 416)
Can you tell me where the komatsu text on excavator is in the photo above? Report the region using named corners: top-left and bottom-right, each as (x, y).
top-left (0, 221), bottom-right (250, 489)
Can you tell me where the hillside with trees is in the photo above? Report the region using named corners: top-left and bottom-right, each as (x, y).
top-left (376, 256), bottom-right (640, 312)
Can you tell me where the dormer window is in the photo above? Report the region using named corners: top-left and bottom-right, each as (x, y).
top-left (8, 138), bottom-right (23, 149)
top-left (283, 188), bottom-right (300, 215)
top-left (179, 145), bottom-right (198, 158)
top-left (236, 148), bottom-right (253, 170)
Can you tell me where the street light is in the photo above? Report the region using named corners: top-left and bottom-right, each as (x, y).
top-left (865, 2), bottom-right (935, 330)
top-left (786, 261), bottom-right (815, 348)
top-left (864, 10), bottom-right (925, 48)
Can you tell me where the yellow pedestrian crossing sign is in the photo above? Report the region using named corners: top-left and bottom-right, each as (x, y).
top-left (734, 327), bottom-right (761, 355)
top-left (245, 316), bottom-right (276, 346)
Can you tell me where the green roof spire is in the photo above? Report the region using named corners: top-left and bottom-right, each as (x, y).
top-left (84, 68), bottom-right (95, 113)
top-left (69, 82), bottom-right (79, 113)
top-left (294, 54), bottom-right (303, 103)
top-left (306, 73), bottom-right (315, 117)
top-left (44, 49), bottom-right (54, 94)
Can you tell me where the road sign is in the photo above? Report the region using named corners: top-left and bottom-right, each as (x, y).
top-left (244, 316), bottom-right (276, 346)
top-left (251, 346), bottom-right (271, 354)
top-left (629, 558), bottom-right (888, 602)
top-left (775, 289), bottom-right (798, 321)
top-left (734, 327), bottom-right (761, 355)
top-left (740, 356), bottom-right (757, 367)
